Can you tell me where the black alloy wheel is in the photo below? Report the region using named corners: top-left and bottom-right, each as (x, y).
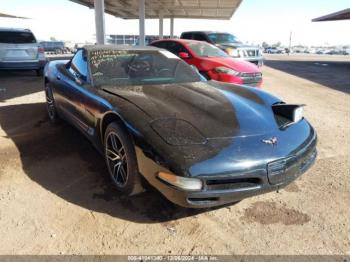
top-left (104, 122), bottom-right (143, 195)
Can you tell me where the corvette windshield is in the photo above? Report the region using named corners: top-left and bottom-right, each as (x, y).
top-left (187, 42), bottom-right (228, 58)
top-left (89, 49), bottom-right (201, 86)
top-left (208, 33), bottom-right (242, 44)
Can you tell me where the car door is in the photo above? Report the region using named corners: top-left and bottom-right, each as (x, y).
top-left (58, 50), bottom-right (112, 142)
top-left (55, 50), bottom-right (92, 133)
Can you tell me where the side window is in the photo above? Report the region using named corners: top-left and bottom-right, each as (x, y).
top-left (181, 33), bottom-right (192, 40)
top-left (69, 50), bottom-right (88, 78)
top-left (152, 41), bottom-right (167, 49)
top-left (193, 33), bottom-right (207, 41)
top-left (166, 42), bottom-right (187, 56)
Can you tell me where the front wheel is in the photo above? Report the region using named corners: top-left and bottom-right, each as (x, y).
top-left (104, 122), bottom-right (143, 196)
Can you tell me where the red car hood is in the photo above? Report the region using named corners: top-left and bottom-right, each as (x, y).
top-left (199, 57), bottom-right (260, 73)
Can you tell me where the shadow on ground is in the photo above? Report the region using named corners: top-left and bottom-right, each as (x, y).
top-left (0, 57), bottom-right (72, 102)
top-left (0, 102), bottom-right (223, 223)
top-left (0, 71), bottom-right (43, 101)
top-left (265, 59), bottom-right (350, 95)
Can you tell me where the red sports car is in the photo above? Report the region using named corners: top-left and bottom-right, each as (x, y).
top-left (150, 39), bottom-right (262, 87)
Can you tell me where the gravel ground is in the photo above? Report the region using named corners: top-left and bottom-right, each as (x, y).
top-left (0, 54), bottom-right (349, 255)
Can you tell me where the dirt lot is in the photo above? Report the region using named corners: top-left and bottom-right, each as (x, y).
top-left (0, 54), bottom-right (349, 255)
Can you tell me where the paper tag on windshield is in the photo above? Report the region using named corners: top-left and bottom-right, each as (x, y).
top-left (159, 50), bottom-right (180, 59)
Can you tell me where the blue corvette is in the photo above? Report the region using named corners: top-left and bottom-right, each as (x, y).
top-left (44, 45), bottom-right (317, 208)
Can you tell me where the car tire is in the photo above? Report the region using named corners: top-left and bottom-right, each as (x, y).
top-left (104, 122), bottom-right (143, 196)
top-left (45, 83), bottom-right (60, 124)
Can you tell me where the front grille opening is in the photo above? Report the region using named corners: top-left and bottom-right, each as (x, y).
top-left (241, 72), bottom-right (262, 78)
top-left (206, 177), bottom-right (261, 185)
top-left (188, 197), bottom-right (219, 203)
top-left (205, 177), bottom-right (261, 190)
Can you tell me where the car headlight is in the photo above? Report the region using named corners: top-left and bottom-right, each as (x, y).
top-left (225, 48), bottom-right (240, 57)
top-left (157, 172), bottom-right (203, 191)
top-left (213, 66), bottom-right (240, 76)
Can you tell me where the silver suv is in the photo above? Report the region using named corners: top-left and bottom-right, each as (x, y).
top-left (0, 28), bottom-right (46, 76)
top-left (181, 31), bottom-right (264, 67)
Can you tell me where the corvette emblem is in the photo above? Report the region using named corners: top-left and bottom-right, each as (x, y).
top-left (262, 137), bottom-right (278, 145)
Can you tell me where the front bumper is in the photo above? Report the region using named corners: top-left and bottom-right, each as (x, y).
top-left (0, 60), bottom-right (46, 70)
top-left (149, 136), bottom-right (317, 208)
top-left (207, 72), bottom-right (262, 88)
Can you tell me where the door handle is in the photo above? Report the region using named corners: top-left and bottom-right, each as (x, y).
top-left (56, 75), bottom-right (61, 80)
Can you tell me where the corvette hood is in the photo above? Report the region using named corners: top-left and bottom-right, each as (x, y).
top-left (102, 81), bottom-right (280, 140)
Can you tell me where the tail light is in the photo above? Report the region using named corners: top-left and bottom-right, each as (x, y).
top-left (38, 47), bottom-right (45, 53)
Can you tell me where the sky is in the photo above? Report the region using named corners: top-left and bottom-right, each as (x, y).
top-left (1, 0), bottom-right (350, 46)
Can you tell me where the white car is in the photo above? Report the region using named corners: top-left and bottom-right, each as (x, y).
top-left (0, 28), bottom-right (46, 76)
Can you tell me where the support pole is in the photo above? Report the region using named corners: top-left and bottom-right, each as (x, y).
top-left (170, 17), bottom-right (174, 38)
top-left (289, 31), bottom-right (292, 56)
top-left (94, 0), bottom-right (106, 44)
top-left (138, 0), bottom-right (145, 46)
top-left (159, 11), bottom-right (164, 39)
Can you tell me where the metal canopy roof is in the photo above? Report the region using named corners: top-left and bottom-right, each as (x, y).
top-left (0, 12), bottom-right (29, 19)
top-left (312, 8), bottom-right (350, 22)
top-left (70, 0), bottom-right (242, 19)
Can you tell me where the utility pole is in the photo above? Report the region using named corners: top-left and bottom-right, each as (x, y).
top-left (289, 31), bottom-right (292, 56)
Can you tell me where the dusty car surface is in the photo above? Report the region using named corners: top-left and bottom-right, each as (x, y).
top-left (44, 45), bottom-right (317, 208)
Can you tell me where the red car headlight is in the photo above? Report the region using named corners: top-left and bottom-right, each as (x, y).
top-left (213, 66), bottom-right (240, 76)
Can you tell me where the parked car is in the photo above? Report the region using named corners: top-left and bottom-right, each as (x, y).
top-left (264, 47), bottom-right (280, 54)
top-left (64, 42), bottom-right (76, 53)
top-left (150, 39), bottom-right (262, 87)
top-left (0, 28), bottom-right (46, 76)
top-left (44, 45), bottom-right (317, 208)
top-left (39, 41), bottom-right (66, 54)
top-left (325, 49), bottom-right (343, 55)
top-left (316, 50), bottom-right (325, 55)
top-left (180, 31), bottom-right (264, 67)
top-left (265, 47), bottom-right (287, 54)
top-left (308, 48), bottom-right (317, 54)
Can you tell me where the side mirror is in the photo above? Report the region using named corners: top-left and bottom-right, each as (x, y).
top-left (179, 52), bottom-right (190, 59)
